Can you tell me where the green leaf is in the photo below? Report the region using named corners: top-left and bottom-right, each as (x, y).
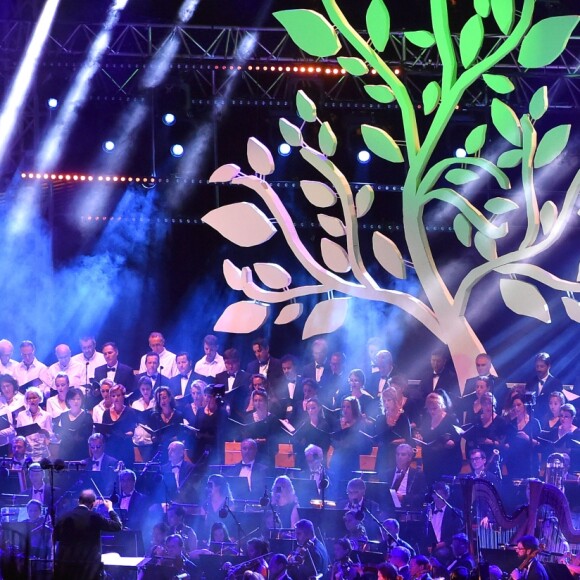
top-left (361, 124), bottom-right (404, 163)
top-left (273, 10), bottom-right (341, 57)
top-left (499, 279), bottom-right (550, 323)
top-left (279, 118), bottom-right (302, 147)
top-left (302, 298), bottom-right (349, 339)
top-left (519, 16), bottom-right (580, 68)
top-left (372, 231), bottom-right (406, 279)
top-left (529, 87), bottom-right (549, 121)
top-left (422, 81), bottom-right (441, 115)
top-left (364, 84), bottom-right (395, 103)
top-left (491, 99), bottom-right (521, 147)
top-left (318, 121), bottom-right (337, 157)
top-left (366, 0), bottom-right (390, 52)
top-left (474, 0), bottom-right (491, 18)
top-left (484, 197), bottom-right (519, 215)
top-left (460, 14), bottom-right (484, 68)
top-left (296, 90), bottom-right (317, 122)
top-left (356, 184), bottom-right (375, 218)
top-left (404, 30), bottom-right (435, 49)
top-left (337, 57), bottom-right (368, 76)
top-left (491, 0), bottom-right (514, 35)
top-left (465, 124), bottom-right (487, 155)
top-left (539, 200), bottom-right (558, 236)
top-left (445, 168), bottom-right (479, 185)
top-left (534, 124), bottom-right (571, 169)
top-left (474, 232), bottom-right (498, 260)
top-left (453, 213), bottom-right (472, 247)
top-left (497, 149), bottom-right (522, 168)
top-left (483, 74), bottom-right (515, 94)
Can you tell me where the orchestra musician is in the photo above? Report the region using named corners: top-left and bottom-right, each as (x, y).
top-left (510, 535), bottom-right (548, 580)
top-left (289, 519), bottom-right (329, 580)
top-left (330, 538), bottom-right (359, 580)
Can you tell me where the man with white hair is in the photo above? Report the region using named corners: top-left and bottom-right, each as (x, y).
top-left (13, 341), bottom-right (51, 395)
top-left (48, 344), bottom-right (84, 388)
top-left (0, 339), bottom-right (17, 376)
top-left (71, 336), bottom-right (106, 384)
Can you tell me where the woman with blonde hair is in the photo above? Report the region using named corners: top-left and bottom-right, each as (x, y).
top-left (271, 475), bottom-right (299, 528)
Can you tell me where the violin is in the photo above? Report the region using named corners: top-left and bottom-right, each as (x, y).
top-left (510, 544), bottom-right (545, 579)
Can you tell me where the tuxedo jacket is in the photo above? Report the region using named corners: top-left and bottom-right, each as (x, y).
top-left (24, 485), bottom-right (61, 508)
top-left (526, 374), bottom-right (563, 417)
top-left (136, 372), bottom-right (170, 389)
top-left (94, 362), bottom-right (135, 392)
top-left (231, 460), bottom-right (270, 496)
top-left (383, 466), bottom-right (427, 509)
top-left (117, 490), bottom-right (148, 530)
top-left (302, 361), bottom-right (331, 386)
top-left (168, 372), bottom-right (195, 398)
top-left (83, 453), bottom-right (119, 472)
top-left (246, 357), bottom-right (284, 386)
top-left (426, 506), bottom-right (464, 547)
top-left (420, 367), bottom-right (459, 403)
top-left (54, 505), bottom-right (122, 576)
top-left (161, 461), bottom-right (196, 502)
top-left (215, 369), bottom-right (251, 391)
top-left (367, 372), bottom-right (393, 398)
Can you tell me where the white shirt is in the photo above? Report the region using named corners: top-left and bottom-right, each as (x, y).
top-left (194, 353), bottom-right (225, 378)
top-left (45, 396), bottom-right (68, 419)
top-left (131, 399), bottom-right (155, 412)
top-left (180, 372), bottom-right (193, 396)
top-left (16, 408), bottom-right (52, 462)
top-left (139, 349), bottom-right (178, 378)
top-left (1, 393), bottom-right (26, 418)
top-left (239, 460), bottom-right (254, 490)
top-left (392, 468), bottom-right (409, 495)
top-left (431, 506), bottom-right (446, 543)
top-left (71, 351), bottom-right (106, 383)
top-left (13, 359), bottom-right (51, 394)
top-left (0, 404), bottom-right (14, 446)
top-left (48, 360), bottom-right (85, 388)
top-left (0, 360), bottom-right (18, 376)
top-left (91, 400), bottom-right (109, 424)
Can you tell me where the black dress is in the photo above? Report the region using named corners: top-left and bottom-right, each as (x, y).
top-left (419, 413), bottom-right (463, 485)
top-left (56, 411), bottom-right (94, 460)
top-left (503, 417), bottom-right (541, 479)
top-left (329, 422), bottom-right (373, 481)
top-left (374, 412), bottom-right (412, 478)
top-left (102, 406), bottom-right (138, 468)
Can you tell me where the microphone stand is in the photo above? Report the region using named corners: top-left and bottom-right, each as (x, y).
top-left (431, 490), bottom-right (463, 518)
top-left (220, 499), bottom-right (246, 554)
top-left (360, 506), bottom-right (397, 545)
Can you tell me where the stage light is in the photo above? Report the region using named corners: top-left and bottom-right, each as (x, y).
top-left (171, 144), bottom-right (184, 158)
top-left (278, 143), bottom-right (291, 156)
top-left (103, 140), bottom-right (115, 152)
top-left (357, 150), bottom-right (371, 164)
top-left (47, 98), bottom-right (58, 109)
top-left (455, 147), bottom-right (467, 158)
top-left (162, 113), bottom-right (176, 126)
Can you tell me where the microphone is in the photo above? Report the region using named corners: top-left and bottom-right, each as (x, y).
top-left (219, 497), bottom-right (229, 519)
top-left (259, 486), bottom-right (270, 507)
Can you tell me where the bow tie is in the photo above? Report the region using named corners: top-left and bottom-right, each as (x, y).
top-left (315, 364), bottom-right (323, 369)
top-left (228, 373), bottom-right (236, 378)
top-left (92, 460), bottom-right (100, 465)
top-left (433, 508), bottom-right (443, 514)
top-left (33, 489), bottom-right (42, 494)
top-left (122, 493), bottom-right (132, 498)
top-left (149, 374), bottom-right (158, 380)
top-left (241, 463), bottom-right (252, 467)
top-left (433, 372), bottom-right (440, 377)
top-left (172, 465), bottom-right (180, 471)
top-left (107, 366), bottom-right (116, 371)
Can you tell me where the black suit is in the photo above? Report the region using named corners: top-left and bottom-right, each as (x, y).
top-left (367, 373), bottom-right (393, 398)
top-left (117, 490), bottom-right (148, 530)
top-left (526, 374), bottom-right (563, 417)
top-left (420, 367), bottom-right (459, 403)
top-left (246, 357), bottom-right (284, 387)
top-left (426, 506), bottom-right (464, 549)
top-left (302, 361), bottom-right (331, 386)
top-left (136, 372), bottom-right (170, 389)
top-left (94, 362), bottom-right (135, 393)
top-left (383, 467), bottom-right (427, 509)
top-left (25, 485), bottom-right (61, 509)
top-left (218, 370), bottom-right (252, 421)
top-left (160, 461), bottom-right (196, 502)
top-left (54, 504), bottom-right (122, 580)
top-left (83, 453), bottom-right (119, 473)
top-left (215, 369), bottom-right (251, 391)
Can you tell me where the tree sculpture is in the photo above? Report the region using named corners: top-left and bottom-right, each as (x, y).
top-left (203, 0), bottom-right (580, 386)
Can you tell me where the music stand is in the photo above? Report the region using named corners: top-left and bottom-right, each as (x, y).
top-left (297, 506), bottom-right (346, 539)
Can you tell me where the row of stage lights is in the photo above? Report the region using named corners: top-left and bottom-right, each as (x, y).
top-left (21, 173), bottom-right (159, 183)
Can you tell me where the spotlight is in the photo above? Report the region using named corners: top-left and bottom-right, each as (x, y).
top-left (278, 143), bottom-right (291, 156)
top-left (162, 113), bottom-right (176, 126)
top-left (47, 98), bottom-right (58, 109)
top-left (357, 150), bottom-right (371, 164)
top-left (103, 140), bottom-right (115, 152)
top-left (171, 144), bottom-right (184, 158)
top-left (455, 147), bottom-right (467, 158)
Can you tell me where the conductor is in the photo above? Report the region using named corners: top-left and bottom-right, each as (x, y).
top-left (53, 489), bottom-right (122, 580)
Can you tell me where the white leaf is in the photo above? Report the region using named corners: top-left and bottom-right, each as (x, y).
top-left (539, 201), bottom-right (558, 236)
top-left (247, 137), bottom-right (275, 175)
top-left (214, 301), bottom-right (270, 333)
top-left (356, 184), bottom-right (374, 218)
top-left (321, 238), bottom-right (351, 273)
top-left (372, 231), bottom-right (406, 279)
top-left (300, 180), bottom-right (337, 208)
top-left (474, 232), bottom-right (498, 260)
top-left (275, 303), bottom-right (304, 325)
top-left (318, 214), bottom-right (346, 237)
top-left (208, 163), bottom-right (241, 183)
top-left (302, 298), bottom-right (350, 339)
top-left (253, 263), bottom-right (292, 289)
top-left (562, 297), bottom-right (580, 323)
top-left (499, 279), bottom-right (551, 323)
top-left (202, 202), bottom-right (276, 247)
top-left (223, 259), bottom-right (244, 291)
